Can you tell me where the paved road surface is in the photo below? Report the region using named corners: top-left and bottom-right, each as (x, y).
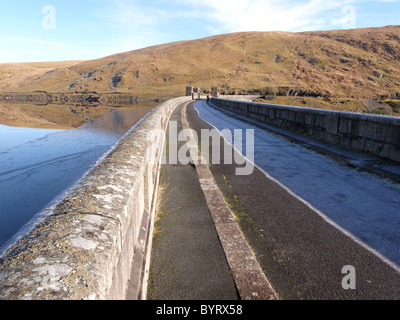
top-left (186, 100), bottom-right (400, 300)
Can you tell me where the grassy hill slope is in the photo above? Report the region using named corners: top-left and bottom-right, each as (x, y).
top-left (1, 26), bottom-right (400, 105)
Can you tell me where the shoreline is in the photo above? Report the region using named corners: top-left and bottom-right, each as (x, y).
top-left (0, 101), bottom-right (160, 130)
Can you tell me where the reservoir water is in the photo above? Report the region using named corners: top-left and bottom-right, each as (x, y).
top-left (0, 104), bottom-right (157, 249)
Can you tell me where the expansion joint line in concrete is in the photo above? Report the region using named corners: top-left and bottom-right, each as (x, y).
top-left (181, 102), bottom-right (278, 300)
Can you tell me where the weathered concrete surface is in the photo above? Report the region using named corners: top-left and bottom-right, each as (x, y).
top-left (0, 96), bottom-right (190, 300)
top-left (212, 98), bottom-right (400, 163)
top-left (147, 103), bottom-right (239, 300)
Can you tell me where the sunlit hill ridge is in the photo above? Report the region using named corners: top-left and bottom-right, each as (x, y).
top-left (1, 25), bottom-right (400, 116)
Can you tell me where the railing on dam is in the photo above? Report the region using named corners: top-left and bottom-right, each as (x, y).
top-left (212, 97), bottom-right (400, 163)
top-left (0, 96), bottom-right (191, 300)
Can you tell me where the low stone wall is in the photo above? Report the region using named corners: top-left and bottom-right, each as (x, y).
top-left (212, 98), bottom-right (400, 163)
top-left (0, 96), bottom-right (190, 300)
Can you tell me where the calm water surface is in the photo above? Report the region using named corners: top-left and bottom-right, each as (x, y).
top-left (0, 105), bottom-right (156, 249)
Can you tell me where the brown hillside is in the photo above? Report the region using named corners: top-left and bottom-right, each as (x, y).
top-left (1, 26), bottom-right (400, 102)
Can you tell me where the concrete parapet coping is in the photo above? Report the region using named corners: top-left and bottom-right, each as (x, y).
top-left (0, 96), bottom-right (191, 300)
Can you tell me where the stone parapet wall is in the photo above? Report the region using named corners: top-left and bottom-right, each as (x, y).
top-left (212, 98), bottom-right (400, 163)
top-left (0, 96), bottom-right (190, 300)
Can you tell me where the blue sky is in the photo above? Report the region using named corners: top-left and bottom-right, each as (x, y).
top-left (0, 0), bottom-right (398, 63)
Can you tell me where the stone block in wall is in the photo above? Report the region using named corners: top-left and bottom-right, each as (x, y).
top-left (280, 110), bottom-right (289, 123)
top-left (259, 105), bottom-right (268, 116)
top-left (380, 143), bottom-right (392, 159)
top-left (248, 104), bottom-right (254, 114)
top-left (244, 104), bottom-right (251, 115)
top-left (338, 118), bottom-right (351, 135)
top-left (269, 108), bottom-right (275, 120)
top-left (338, 132), bottom-right (353, 148)
top-left (295, 112), bottom-right (306, 124)
top-left (350, 137), bottom-right (367, 151)
top-left (389, 147), bottom-right (400, 162)
top-left (357, 120), bottom-right (374, 140)
top-left (373, 122), bottom-right (398, 143)
top-left (364, 139), bottom-right (385, 155)
top-left (287, 110), bottom-right (296, 122)
top-left (315, 114), bottom-right (328, 131)
top-left (273, 108), bottom-right (281, 120)
top-left (324, 114), bottom-right (339, 135)
top-left (324, 133), bottom-right (340, 145)
top-left (314, 128), bottom-right (326, 140)
top-left (350, 120), bottom-right (360, 137)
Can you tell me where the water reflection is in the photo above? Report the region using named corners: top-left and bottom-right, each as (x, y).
top-left (0, 103), bottom-right (157, 248)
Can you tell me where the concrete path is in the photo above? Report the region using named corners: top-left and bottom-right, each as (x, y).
top-left (147, 102), bottom-right (239, 300)
top-left (185, 100), bottom-right (400, 300)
